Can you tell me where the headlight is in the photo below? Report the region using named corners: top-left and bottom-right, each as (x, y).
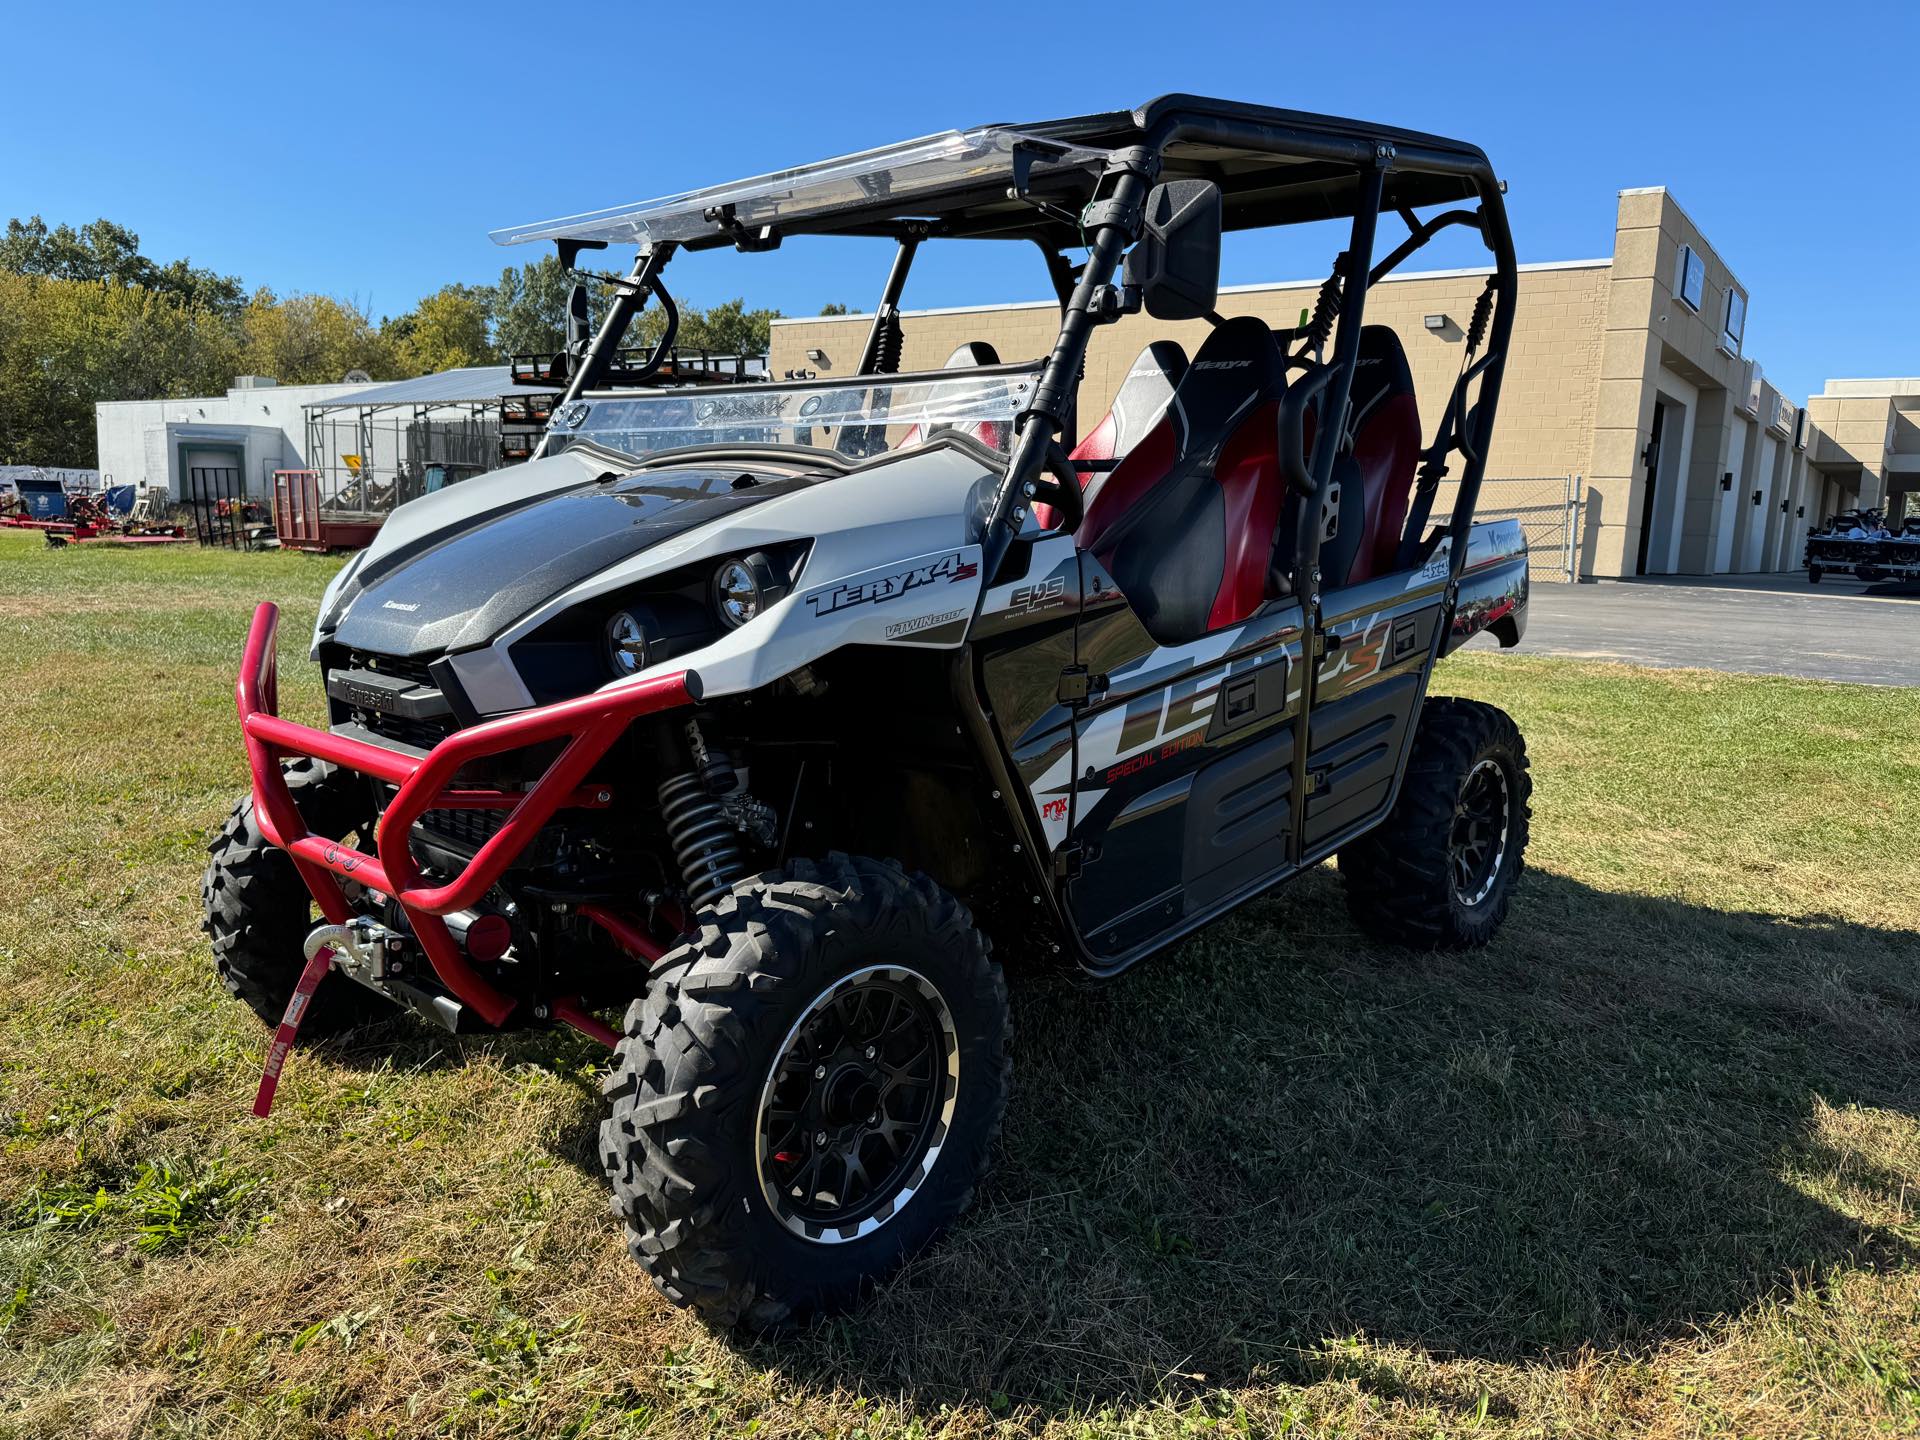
top-left (712, 553), bottom-right (776, 629)
top-left (604, 609), bottom-right (650, 676)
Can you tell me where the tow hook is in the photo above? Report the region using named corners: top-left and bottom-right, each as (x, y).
top-left (250, 921), bottom-right (378, 1118)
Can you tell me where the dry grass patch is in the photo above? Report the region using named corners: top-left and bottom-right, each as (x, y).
top-left (2, 531), bottom-right (1917, 1438)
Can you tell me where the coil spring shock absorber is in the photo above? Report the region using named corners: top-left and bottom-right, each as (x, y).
top-left (872, 311), bottom-right (903, 374)
top-left (1300, 263), bottom-right (1342, 357)
top-left (659, 721), bottom-right (747, 911)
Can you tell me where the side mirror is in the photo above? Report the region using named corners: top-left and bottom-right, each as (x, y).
top-left (1123, 180), bottom-right (1221, 321)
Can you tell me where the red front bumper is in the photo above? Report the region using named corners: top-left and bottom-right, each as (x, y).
top-left (236, 601), bottom-right (696, 1029)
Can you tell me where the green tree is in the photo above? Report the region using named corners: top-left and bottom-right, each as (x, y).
top-left (236, 289), bottom-right (398, 384)
top-left (680, 297), bottom-right (782, 355)
top-left (385, 283), bottom-right (497, 375)
top-left (819, 302), bottom-right (850, 316)
top-left (490, 262), bottom-right (783, 364)
top-left (1, 215), bottom-right (243, 315)
top-left (0, 272), bottom-right (238, 465)
top-left (632, 296), bottom-right (781, 357)
top-left (490, 255), bottom-right (592, 358)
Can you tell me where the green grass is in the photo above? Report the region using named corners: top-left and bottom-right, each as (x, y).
top-left (1, 529), bottom-right (1917, 1439)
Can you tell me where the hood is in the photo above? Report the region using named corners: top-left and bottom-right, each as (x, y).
top-left (323, 459), bottom-right (814, 657)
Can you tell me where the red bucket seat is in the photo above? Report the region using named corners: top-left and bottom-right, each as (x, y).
top-left (1328, 325), bottom-right (1420, 586)
top-left (900, 341), bottom-right (1007, 451)
top-left (1077, 317), bottom-right (1288, 645)
top-left (1031, 340), bottom-right (1187, 530)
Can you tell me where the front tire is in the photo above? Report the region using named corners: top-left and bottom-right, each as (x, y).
top-left (599, 854), bottom-right (1010, 1328)
top-left (1339, 697), bottom-right (1531, 949)
top-left (1808, 565), bottom-right (1823, 585)
top-left (201, 758), bottom-right (393, 1034)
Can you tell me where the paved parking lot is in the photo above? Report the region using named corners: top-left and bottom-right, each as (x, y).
top-left (1521, 572), bottom-right (1920, 686)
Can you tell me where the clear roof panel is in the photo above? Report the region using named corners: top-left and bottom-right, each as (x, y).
top-left (490, 127), bottom-right (1109, 248)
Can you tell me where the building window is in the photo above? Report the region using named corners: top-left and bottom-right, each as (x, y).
top-left (1721, 287), bottom-right (1746, 356)
top-left (1673, 243), bottom-right (1705, 312)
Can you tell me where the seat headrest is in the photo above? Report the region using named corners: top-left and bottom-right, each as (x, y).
top-left (1349, 325), bottom-right (1415, 423)
top-left (1185, 315), bottom-right (1286, 382)
top-left (1126, 339), bottom-right (1189, 386)
top-left (1165, 316), bottom-right (1286, 446)
top-left (942, 341), bottom-right (1001, 368)
top-left (1104, 340), bottom-right (1188, 451)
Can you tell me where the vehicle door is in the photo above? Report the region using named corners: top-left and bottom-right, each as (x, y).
top-left (1061, 560), bottom-right (1307, 969)
top-left (1296, 557), bottom-right (1448, 860)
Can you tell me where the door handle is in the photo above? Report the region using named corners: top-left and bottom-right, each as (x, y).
top-left (1222, 676), bottom-right (1259, 725)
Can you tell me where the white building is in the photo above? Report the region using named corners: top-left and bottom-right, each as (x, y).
top-left (95, 376), bottom-right (380, 499)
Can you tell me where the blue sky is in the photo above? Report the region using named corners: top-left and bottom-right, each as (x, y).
top-left (4, 0), bottom-right (1913, 402)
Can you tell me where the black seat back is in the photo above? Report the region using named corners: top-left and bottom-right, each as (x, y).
top-left (1079, 317), bottom-right (1289, 644)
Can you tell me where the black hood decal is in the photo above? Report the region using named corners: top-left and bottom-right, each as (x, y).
top-left (330, 466), bottom-right (810, 656)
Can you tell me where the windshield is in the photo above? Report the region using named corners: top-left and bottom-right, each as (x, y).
top-left (545, 363), bottom-right (1038, 464)
top-left (490, 128), bottom-right (1108, 248)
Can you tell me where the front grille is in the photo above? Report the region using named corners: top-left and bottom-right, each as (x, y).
top-left (344, 649), bottom-right (437, 687)
top-left (418, 805), bottom-right (507, 853)
top-left (330, 647), bottom-right (457, 751)
top-left (327, 645), bottom-right (564, 868)
top-left (360, 709), bottom-right (457, 752)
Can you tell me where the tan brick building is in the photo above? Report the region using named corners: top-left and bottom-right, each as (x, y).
top-left (771, 186), bottom-right (1900, 580)
top-left (1807, 379), bottom-right (1920, 523)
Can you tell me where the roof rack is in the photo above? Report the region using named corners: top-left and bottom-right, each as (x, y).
top-left (508, 346), bottom-right (768, 389)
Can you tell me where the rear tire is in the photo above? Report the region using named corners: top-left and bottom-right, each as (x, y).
top-left (1808, 565), bottom-right (1823, 584)
top-left (1339, 697), bottom-right (1530, 949)
top-left (201, 759), bottom-right (393, 1035)
top-left (599, 853), bottom-right (1010, 1329)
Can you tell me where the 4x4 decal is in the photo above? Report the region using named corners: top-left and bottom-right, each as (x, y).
top-left (805, 552), bottom-right (979, 618)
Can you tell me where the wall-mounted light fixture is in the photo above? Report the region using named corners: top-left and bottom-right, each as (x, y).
top-left (805, 347), bottom-right (828, 365)
top-left (1720, 472), bottom-right (1733, 491)
top-left (1780, 499), bottom-right (1790, 513)
top-left (1752, 490), bottom-right (1763, 506)
top-left (1423, 314), bottom-right (1450, 332)
top-left (1796, 505), bottom-right (1805, 518)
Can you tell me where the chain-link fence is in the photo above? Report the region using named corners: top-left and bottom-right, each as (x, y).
top-left (303, 410), bottom-right (503, 516)
top-left (1432, 474), bottom-right (1583, 581)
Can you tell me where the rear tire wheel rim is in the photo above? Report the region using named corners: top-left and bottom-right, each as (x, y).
top-left (755, 964), bottom-right (959, 1244)
top-left (1449, 757), bottom-right (1511, 908)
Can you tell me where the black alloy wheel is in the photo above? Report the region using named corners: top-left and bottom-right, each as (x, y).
top-left (1337, 697), bottom-right (1532, 949)
top-left (756, 965), bottom-right (958, 1243)
top-left (599, 854), bottom-right (1009, 1328)
top-left (1448, 757), bottom-right (1512, 909)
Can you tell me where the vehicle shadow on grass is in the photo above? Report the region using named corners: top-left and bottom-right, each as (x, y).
top-left (746, 865), bottom-right (1920, 1414)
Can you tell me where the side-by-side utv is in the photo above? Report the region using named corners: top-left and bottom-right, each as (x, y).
top-left (1804, 508), bottom-right (1920, 585)
top-left (205, 94), bottom-right (1532, 1327)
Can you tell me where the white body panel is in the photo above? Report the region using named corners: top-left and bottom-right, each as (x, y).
top-left (445, 445), bottom-right (996, 713)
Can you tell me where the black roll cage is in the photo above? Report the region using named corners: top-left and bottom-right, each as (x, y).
top-left (541, 94), bottom-right (1517, 617)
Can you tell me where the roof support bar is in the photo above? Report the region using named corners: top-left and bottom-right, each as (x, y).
top-left (1295, 163), bottom-right (1386, 615)
top-left (980, 147), bottom-right (1158, 584)
top-left (857, 236), bottom-right (920, 376)
top-left (1369, 207), bottom-right (1483, 285)
top-left (532, 243), bottom-right (677, 459)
